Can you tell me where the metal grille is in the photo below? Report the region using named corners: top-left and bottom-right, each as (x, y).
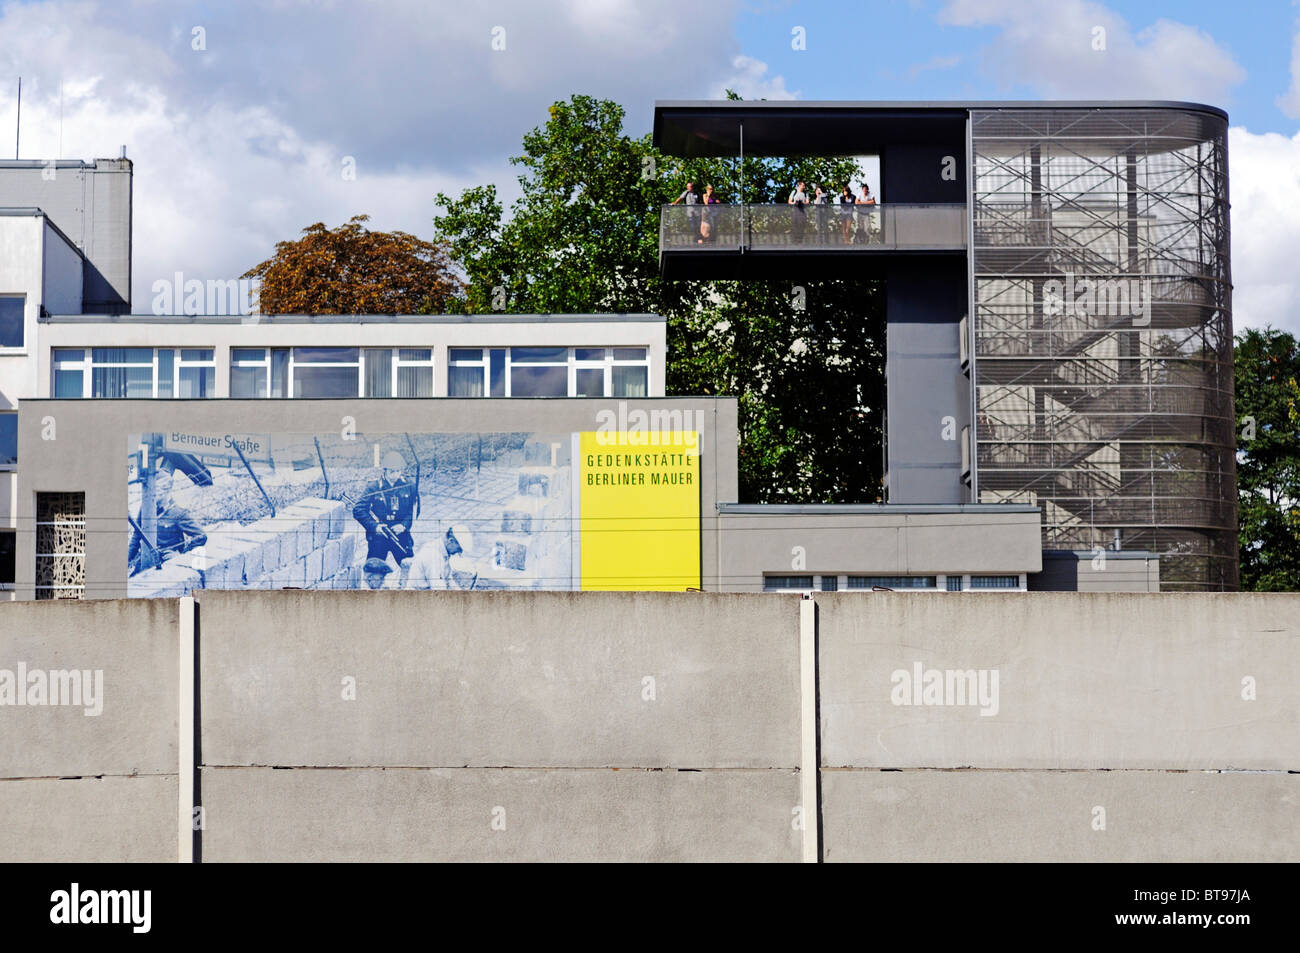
top-left (970, 108), bottom-right (1236, 591)
top-left (35, 491), bottom-right (86, 600)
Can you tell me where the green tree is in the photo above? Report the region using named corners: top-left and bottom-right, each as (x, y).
top-left (1234, 327), bottom-right (1300, 590)
top-left (434, 94), bottom-right (884, 502)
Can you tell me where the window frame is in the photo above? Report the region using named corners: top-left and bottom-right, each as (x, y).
top-left (448, 346), bottom-right (652, 398)
top-left (762, 574), bottom-right (815, 592)
top-left (0, 294), bottom-right (26, 351)
top-left (0, 411), bottom-right (15, 471)
top-left (52, 347), bottom-right (216, 399)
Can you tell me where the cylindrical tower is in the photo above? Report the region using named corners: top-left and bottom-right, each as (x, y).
top-left (969, 105), bottom-right (1236, 590)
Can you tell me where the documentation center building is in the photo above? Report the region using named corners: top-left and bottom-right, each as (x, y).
top-left (0, 99), bottom-right (1235, 598)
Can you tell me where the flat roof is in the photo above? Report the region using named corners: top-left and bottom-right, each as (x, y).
top-left (42, 312), bottom-right (666, 325)
top-left (717, 502), bottom-right (1040, 515)
top-left (0, 158), bottom-right (130, 169)
top-left (654, 99), bottom-right (1228, 156)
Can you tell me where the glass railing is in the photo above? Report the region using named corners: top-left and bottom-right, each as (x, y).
top-left (659, 203), bottom-right (967, 252)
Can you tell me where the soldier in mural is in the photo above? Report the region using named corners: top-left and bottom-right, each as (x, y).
top-left (127, 455), bottom-right (209, 576)
top-left (352, 449), bottom-right (420, 586)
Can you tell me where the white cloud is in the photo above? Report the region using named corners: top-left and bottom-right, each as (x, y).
top-left (938, 0), bottom-right (1244, 104)
top-left (906, 54), bottom-right (961, 82)
top-left (1227, 127), bottom-right (1300, 336)
top-left (718, 55), bottom-right (797, 101)
top-left (0, 0), bottom-right (750, 311)
top-left (1276, 18), bottom-right (1300, 118)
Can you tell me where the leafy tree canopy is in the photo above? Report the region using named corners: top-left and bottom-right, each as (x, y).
top-left (1235, 327), bottom-right (1300, 590)
top-left (434, 93), bottom-right (884, 502)
top-left (243, 214), bottom-right (461, 314)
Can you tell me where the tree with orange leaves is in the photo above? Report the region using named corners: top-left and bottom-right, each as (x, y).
top-left (243, 214), bottom-right (461, 314)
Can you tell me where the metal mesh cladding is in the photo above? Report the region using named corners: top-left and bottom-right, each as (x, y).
top-left (969, 107), bottom-right (1236, 590)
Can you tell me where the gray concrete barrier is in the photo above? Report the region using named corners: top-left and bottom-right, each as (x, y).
top-left (201, 766), bottom-right (800, 862)
top-left (0, 599), bottom-right (178, 777)
top-left (0, 599), bottom-right (180, 862)
top-left (2, 591), bottom-right (1298, 862)
top-left (196, 590), bottom-right (801, 770)
top-left (821, 769), bottom-right (1299, 862)
top-left (817, 592), bottom-right (1300, 770)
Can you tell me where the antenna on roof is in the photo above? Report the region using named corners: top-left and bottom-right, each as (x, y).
top-left (14, 76), bottom-right (19, 160)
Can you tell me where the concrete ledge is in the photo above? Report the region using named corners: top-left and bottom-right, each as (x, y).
top-left (0, 775), bottom-right (178, 862)
top-left (197, 590), bottom-right (800, 769)
top-left (821, 769), bottom-right (1300, 862)
top-left (201, 766), bottom-right (801, 862)
top-left (818, 592), bottom-right (1300, 769)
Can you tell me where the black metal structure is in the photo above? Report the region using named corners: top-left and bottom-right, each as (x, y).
top-left (653, 100), bottom-right (1237, 590)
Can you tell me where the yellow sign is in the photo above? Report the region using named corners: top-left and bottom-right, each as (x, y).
top-left (578, 432), bottom-right (700, 590)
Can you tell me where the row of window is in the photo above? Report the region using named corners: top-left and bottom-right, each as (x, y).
top-left (763, 574), bottom-right (1024, 592)
top-left (48, 346), bottom-right (651, 400)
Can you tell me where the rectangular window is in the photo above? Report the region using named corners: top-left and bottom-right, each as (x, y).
top-left (292, 347), bottom-right (359, 398)
top-left (946, 575), bottom-right (964, 592)
top-left (176, 348), bottom-right (215, 398)
top-left (969, 575), bottom-right (1020, 590)
top-left (156, 349), bottom-right (174, 398)
top-left (91, 347), bottom-right (154, 398)
top-left (575, 367), bottom-right (605, 397)
top-left (395, 348), bottom-right (434, 398)
top-left (449, 346), bottom-right (652, 397)
top-left (0, 530), bottom-right (13, 589)
top-left (364, 348), bottom-right (393, 397)
top-left (60, 348), bottom-right (216, 398)
top-left (230, 348), bottom-right (268, 398)
top-left (0, 295), bottom-right (24, 348)
top-left (270, 347), bottom-right (290, 398)
top-left (35, 491), bottom-right (85, 600)
top-left (846, 576), bottom-right (938, 590)
top-left (448, 348), bottom-right (486, 397)
top-left (763, 575), bottom-right (814, 591)
top-left (820, 575), bottom-right (839, 592)
top-left (612, 365), bottom-right (648, 397)
top-left (53, 348), bottom-right (87, 398)
top-left (489, 348), bottom-right (506, 396)
top-left (510, 364), bottom-right (567, 397)
top-left (0, 412), bottom-right (15, 467)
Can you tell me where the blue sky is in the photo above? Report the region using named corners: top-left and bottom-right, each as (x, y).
top-left (731, 0), bottom-right (1295, 133)
top-left (0, 0), bottom-right (1297, 332)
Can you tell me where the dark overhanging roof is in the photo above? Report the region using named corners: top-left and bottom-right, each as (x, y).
top-left (653, 99), bottom-right (1229, 157)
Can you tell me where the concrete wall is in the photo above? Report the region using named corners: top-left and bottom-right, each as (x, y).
top-left (816, 592), bottom-right (1299, 862)
top-left (715, 503), bottom-right (1042, 590)
top-left (15, 397), bottom-right (738, 601)
top-left (196, 590), bottom-right (802, 862)
top-left (1, 590), bottom-right (1295, 862)
top-left (0, 599), bottom-right (178, 862)
top-left (42, 220), bottom-right (83, 316)
top-left (885, 260), bottom-right (970, 504)
top-left (1030, 550), bottom-right (1160, 592)
top-left (0, 159), bottom-right (132, 312)
top-left (0, 214), bottom-right (44, 409)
